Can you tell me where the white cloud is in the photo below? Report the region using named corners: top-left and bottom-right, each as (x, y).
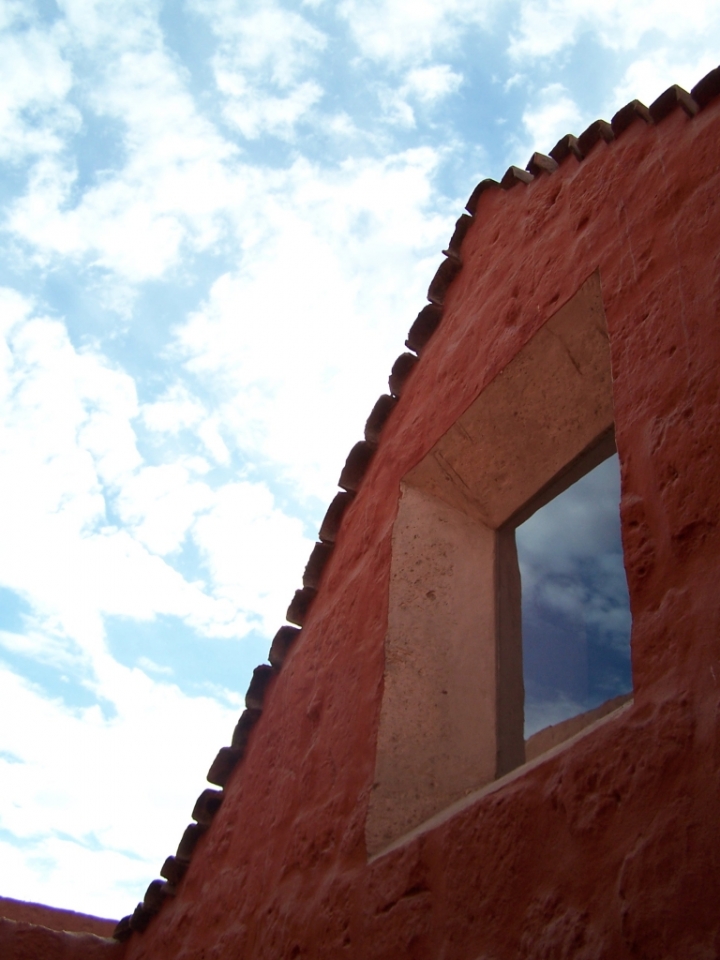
top-left (9, 131), bottom-right (233, 283)
top-left (114, 464), bottom-right (213, 556)
top-left (0, 22), bottom-right (79, 161)
top-left (0, 288), bottom-right (303, 654)
top-left (219, 76), bottom-right (324, 140)
top-left (190, 0), bottom-right (327, 87)
top-left (338, 0), bottom-right (496, 66)
top-left (517, 455), bottom-right (631, 676)
top-left (193, 481), bottom-right (312, 631)
top-left (5, 8), bottom-right (239, 282)
top-left (136, 655), bottom-right (173, 675)
top-left (505, 9), bottom-right (720, 167)
top-left (0, 286), bottom-right (318, 916)
top-left (141, 384), bottom-right (206, 434)
top-left (609, 50), bottom-right (720, 114)
top-left (55, 0), bottom-right (162, 53)
top-left (0, 664), bottom-right (239, 918)
top-left (378, 64), bottom-right (464, 128)
top-left (0, 296), bottom-right (141, 521)
top-left (509, 0), bottom-right (720, 61)
top-left (0, 1), bottom-right (29, 32)
top-left (0, 629), bottom-right (85, 674)
top-left (378, 86), bottom-right (417, 128)
top-left (196, 420), bottom-right (231, 465)
top-left (190, 0), bottom-right (327, 140)
top-left (6, 0), bottom-right (716, 295)
top-left (405, 64), bottom-right (463, 103)
top-left (141, 386), bottom-right (230, 465)
top-left (519, 82), bottom-right (583, 158)
top-left (175, 148), bottom-right (453, 500)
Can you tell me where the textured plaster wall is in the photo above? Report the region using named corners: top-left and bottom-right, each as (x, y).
top-left (111, 96), bottom-right (720, 959)
top-left (0, 919), bottom-right (123, 960)
top-left (0, 896), bottom-right (124, 959)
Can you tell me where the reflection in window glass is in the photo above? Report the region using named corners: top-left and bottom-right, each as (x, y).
top-left (516, 453), bottom-right (631, 739)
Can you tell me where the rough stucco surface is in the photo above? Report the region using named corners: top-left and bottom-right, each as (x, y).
top-left (50, 98), bottom-right (720, 959)
top-left (0, 917), bottom-right (124, 960)
top-left (0, 896), bottom-right (118, 937)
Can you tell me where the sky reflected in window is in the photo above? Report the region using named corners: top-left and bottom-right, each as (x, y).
top-left (516, 453), bottom-right (631, 738)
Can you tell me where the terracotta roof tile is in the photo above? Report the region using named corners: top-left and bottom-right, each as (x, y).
top-left (160, 856), bottom-right (188, 885)
top-left (231, 708), bottom-right (262, 751)
top-left (405, 304), bottom-right (443, 355)
top-left (389, 352), bottom-right (418, 398)
top-left (549, 134), bottom-right (583, 164)
top-left (176, 823), bottom-right (207, 861)
top-left (302, 541), bottom-right (334, 589)
top-left (191, 789), bottom-right (223, 826)
top-left (129, 903), bottom-right (153, 933)
top-left (465, 178), bottom-right (500, 215)
top-left (112, 916), bottom-right (133, 941)
top-left (427, 257), bottom-right (462, 306)
top-left (319, 491), bottom-right (354, 543)
top-left (286, 586), bottom-right (317, 625)
top-left (268, 625), bottom-right (300, 669)
top-left (207, 746), bottom-right (243, 787)
top-left (692, 65), bottom-right (720, 109)
top-left (245, 664), bottom-right (275, 710)
top-left (649, 84), bottom-right (698, 122)
top-left (611, 99), bottom-right (652, 136)
top-left (143, 880), bottom-right (172, 915)
top-left (526, 152), bottom-right (558, 176)
top-left (338, 441), bottom-right (375, 493)
top-left (500, 165), bottom-right (534, 189)
top-left (364, 394), bottom-right (398, 445)
top-left (443, 213), bottom-right (474, 261)
top-left (577, 119), bottom-right (614, 156)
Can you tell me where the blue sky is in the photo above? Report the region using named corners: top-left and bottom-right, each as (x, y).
top-left (0, 0), bottom-right (718, 921)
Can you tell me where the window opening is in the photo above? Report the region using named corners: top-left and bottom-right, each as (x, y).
top-left (516, 452), bottom-right (632, 742)
top-left (366, 272), bottom-right (631, 856)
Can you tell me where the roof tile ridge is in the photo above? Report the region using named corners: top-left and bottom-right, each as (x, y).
top-left (649, 83), bottom-right (698, 122)
top-left (463, 67), bottom-right (720, 229)
top-left (692, 65), bottom-right (720, 109)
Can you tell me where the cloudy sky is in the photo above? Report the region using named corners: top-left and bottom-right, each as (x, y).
top-left (0, 0), bottom-right (718, 922)
top-left (517, 454), bottom-right (631, 738)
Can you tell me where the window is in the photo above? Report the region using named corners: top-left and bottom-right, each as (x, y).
top-left (518, 452), bottom-right (632, 757)
top-left (366, 272), bottom-right (632, 855)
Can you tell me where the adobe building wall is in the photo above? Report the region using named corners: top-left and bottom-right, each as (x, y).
top-left (116, 79), bottom-right (720, 960)
top-left (0, 897), bottom-right (123, 960)
top-left (0, 896), bottom-right (118, 937)
top-left (8, 75), bottom-right (715, 960)
top-left (0, 919), bottom-right (123, 960)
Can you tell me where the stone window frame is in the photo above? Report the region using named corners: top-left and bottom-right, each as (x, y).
top-left (366, 271), bottom-right (632, 856)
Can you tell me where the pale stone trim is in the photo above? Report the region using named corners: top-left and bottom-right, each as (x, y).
top-left (366, 272), bottom-right (621, 856)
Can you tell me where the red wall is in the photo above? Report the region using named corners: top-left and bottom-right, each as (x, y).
top-left (0, 896), bottom-right (118, 938)
top-left (118, 91), bottom-right (720, 959)
top-left (0, 897), bottom-right (125, 960)
top-left (0, 896), bottom-right (124, 959)
top-left (0, 918), bottom-right (123, 960)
